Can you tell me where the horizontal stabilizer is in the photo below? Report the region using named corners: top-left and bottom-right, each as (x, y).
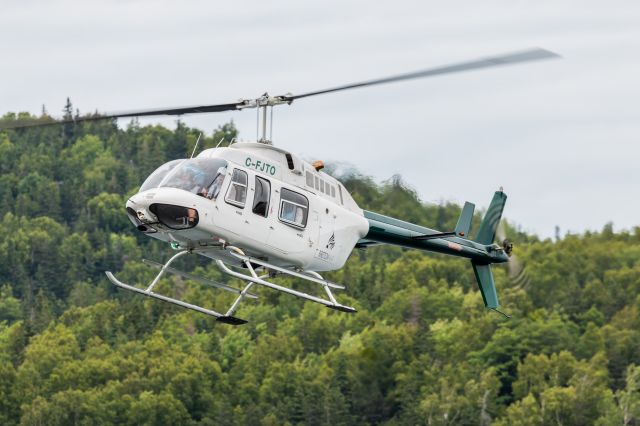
top-left (413, 231), bottom-right (456, 241)
top-left (455, 202), bottom-right (475, 237)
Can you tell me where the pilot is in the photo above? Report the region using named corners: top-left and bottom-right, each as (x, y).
top-left (176, 170), bottom-right (198, 193)
top-left (206, 166), bottom-right (227, 200)
top-left (177, 163), bottom-right (208, 195)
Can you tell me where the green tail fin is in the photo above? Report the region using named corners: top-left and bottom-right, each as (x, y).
top-left (455, 202), bottom-right (475, 237)
top-left (475, 190), bottom-right (507, 245)
top-left (471, 261), bottom-right (500, 309)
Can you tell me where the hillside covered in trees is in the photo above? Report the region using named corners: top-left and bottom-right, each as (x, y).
top-left (1, 109), bottom-right (640, 425)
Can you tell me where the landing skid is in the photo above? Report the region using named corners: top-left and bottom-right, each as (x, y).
top-left (105, 245), bottom-right (356, 325)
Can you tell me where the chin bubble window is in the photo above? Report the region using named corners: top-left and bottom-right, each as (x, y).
top-left (279, 188), bottom-right (308, 228)
top-left (149, 204), bottom-right (199, 230)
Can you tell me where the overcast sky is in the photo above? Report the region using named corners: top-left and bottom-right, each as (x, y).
top-left (2, 0), bottom-right (639, 238)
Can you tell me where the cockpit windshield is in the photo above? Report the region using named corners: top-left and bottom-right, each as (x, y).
top-left (158, 158), bottom-right (228, 199)
top-left (140, 159), bottom-right (185, 193)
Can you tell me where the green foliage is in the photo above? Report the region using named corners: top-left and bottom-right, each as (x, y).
top-left (0, 113), bottom-right (638, 424)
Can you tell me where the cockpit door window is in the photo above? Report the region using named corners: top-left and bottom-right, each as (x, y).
top-left (225, 169), bottom-right (248, 208)
top-left (252, 176), bottom-right (270, 217)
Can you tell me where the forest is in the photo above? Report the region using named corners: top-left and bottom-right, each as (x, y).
top-left (1, 105), bottom-right (639, 425)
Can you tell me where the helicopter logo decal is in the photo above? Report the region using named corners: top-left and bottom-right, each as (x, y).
top-left (326, 233), bottom-right (336, 250)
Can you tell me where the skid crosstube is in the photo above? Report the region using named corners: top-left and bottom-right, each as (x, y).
top-left (142, 259), bottom-right (258, 299)
top-left (105, 245), bottom-right (356, 325)
top-left (226, 252), bottom-right (346, 290)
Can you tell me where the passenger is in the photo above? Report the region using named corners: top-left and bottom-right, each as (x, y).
top-left (282, 204), bottom-right (297, 223)
top-left (187, 208), bottom-right (197, 224)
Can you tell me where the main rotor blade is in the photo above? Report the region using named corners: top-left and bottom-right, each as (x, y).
top-left (0, 101), bottom-right (244, 130)
top-left (0, 47), bottom-right (559, 131)
top-left (96, 102), bottom-right (244, 118)
top-left (283, 48), bottom-right (559, 101)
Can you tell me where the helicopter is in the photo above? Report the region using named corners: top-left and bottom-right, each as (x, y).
top-left (2, 48), bottom-right (558, 324)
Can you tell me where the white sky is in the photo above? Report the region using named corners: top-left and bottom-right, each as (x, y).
top-left (2, 0), bottom-right (639, 238)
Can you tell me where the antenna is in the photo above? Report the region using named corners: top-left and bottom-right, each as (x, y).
top-left (190, 133), bottom-right (202, 159)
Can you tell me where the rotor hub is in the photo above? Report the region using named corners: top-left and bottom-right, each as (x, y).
top-left (502, 239), bottom-right (513, 257)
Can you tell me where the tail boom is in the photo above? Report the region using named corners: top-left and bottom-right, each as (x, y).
top-left (361, 210), bottom-right (507, 265)
top-left (359, 190), bottom-right (509, 311)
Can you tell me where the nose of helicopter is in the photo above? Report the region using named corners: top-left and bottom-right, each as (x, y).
top-left (125, 189), bottom-right (200, 233)
top-left (125, 195), bottom-right (154, 232)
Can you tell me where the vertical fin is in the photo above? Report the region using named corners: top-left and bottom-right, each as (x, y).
top-left (471, 261), bottom-right (500, 309)
top-left (454, 202), bottom-right (475, 237)
top-left (475, 191), bottom-right (507, 245)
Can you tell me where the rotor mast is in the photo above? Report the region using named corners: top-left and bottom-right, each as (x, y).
top-left (237, 93), bottom-right (291, 145)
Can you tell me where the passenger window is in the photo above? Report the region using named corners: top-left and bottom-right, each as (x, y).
top-left (279, 188), bottom-right (309, 228)
top-left (252, 176), bottom-right (270, 217)
top-left (320, 180), bottom-right (325, 193)
top-left (331, 186), bottom-right (335, 198)
top-left (314, 176), bottom-right (320, 191)
top-left (306, 171), bottom-right (314, 187)
top-left (225, 169), bottom-right (248, 208)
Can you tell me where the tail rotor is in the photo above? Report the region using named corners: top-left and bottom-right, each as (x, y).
top-left (496, 221), bottom-right (530, 289)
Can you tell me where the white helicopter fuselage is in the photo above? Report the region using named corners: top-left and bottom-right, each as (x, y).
top-left (126, 143), bottom-right (369, 272)
top-left (101, 48), bottom-right (547, 321)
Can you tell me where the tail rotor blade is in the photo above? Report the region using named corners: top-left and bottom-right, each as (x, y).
top-left (508, 254), bottom-right (530, 289)
top-left (496, 219), bottom-right (530, 289)
top-left (496, 220), bottom-right (507, 243)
